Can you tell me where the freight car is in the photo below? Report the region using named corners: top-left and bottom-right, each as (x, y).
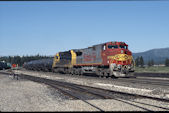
top-left (52, 41), bottom-right (135, 77)
top-left (0, 61), bottom-right (11, 70)
top-left (23, 58), bottom-right (53, 72)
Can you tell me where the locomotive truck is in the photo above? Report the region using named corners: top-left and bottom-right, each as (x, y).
top-left (52, 41), bottom-right (135, 77)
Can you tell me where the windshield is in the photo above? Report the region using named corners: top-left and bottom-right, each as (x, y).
top-left (119, 45), bottom-right (128, 49)
top-left (108, 45), bottom-right (118, 49)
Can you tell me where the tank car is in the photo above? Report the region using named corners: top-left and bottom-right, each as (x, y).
top-left (52, 41), bottom-right (135, 77)
top-left (23, 58), bottom-right (53, 72)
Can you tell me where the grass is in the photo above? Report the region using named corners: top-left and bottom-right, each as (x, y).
top-left (135, 66), bottom-right (169, 73)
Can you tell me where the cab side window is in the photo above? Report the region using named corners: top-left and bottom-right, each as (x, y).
top-left (76, 52), bottom-right (82, 56)
top-left (102, 45), bottom-right (106, 50)
top-left (56, 56), bottom-right (58, 59)
top-left (108, 45), bottom-right (118, 49)
top-left (113, 45), bottom-right (118, 49)
top-left (120, 45), bottom-right (128, 49)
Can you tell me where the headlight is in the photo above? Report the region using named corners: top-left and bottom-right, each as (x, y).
top-left (112, 63), bottom-right (116, 67)
top-left (127, 65), bottom-right (131, 69)
top-left (117, 64), bottom-right (121, 69)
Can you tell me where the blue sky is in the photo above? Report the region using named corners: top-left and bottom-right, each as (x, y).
top-left (0, 1), bottom-right (169, 56)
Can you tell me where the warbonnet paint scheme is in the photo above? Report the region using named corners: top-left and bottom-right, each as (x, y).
top-left (52, 41), bottom-right (135, 77)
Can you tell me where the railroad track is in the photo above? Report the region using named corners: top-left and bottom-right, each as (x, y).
top-left (117, 77), bottom-right (169, 87)
top-left (67, 72), bottom-right (169, 87)
top-left (56, 71), bottom-right (169, 87)
top-left (49, 70), bottom-right (169, 87)
top-left (9, 69), bottom-right (169, 87)
top-left (1, 71), bottom-right (169, 111)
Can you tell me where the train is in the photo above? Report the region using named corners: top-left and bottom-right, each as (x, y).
top-left (24, 41), bottom-right (135, 78)
top-left (0, 61), bottom-right (11, 70)
top-left (23, 58), bottom-right (53, 72)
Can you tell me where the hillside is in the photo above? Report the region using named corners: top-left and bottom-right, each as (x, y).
top-left (133, 47), bottom-right (169, 64)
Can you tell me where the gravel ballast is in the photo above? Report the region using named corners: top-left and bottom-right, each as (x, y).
top-left (13, 69), bottom-right (169, 99)
top-left (1, 70), bottom-right (169, 111)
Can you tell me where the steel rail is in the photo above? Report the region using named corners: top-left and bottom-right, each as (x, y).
top-left (16, 69), bottom-right (169, 87)
top-left (1, 71), bottom-right (169, 111)
top-left (0, 72), bottom-right (104, 111)
top-left (116, 77), bottom-right (169, 87)
top-left (10, 72), bottom-right (169, 102)
top-left (1, 71), bottom-right (169, 110)
top-left (1, 71), bottom-right (169, 102)
top-left (16, 73), bottom-right (169, 111)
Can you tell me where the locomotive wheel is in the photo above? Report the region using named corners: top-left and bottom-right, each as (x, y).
top-left (79, 68), bottom-right (83, 76)
top-left (52, 69), bottom-right (54, 73)
top-left (45, 68), bottom-right (48, 72)
top-left (53, 68), bottom-right (59, 73)
top-left (100, 71), bottom-right (104, 78)
top-left (65, 68), bottom-right (69, 74)
top-left (103, 71), bottom-right (108, 78)
top-left (71, 68), bottom-right (76, 75)
top-left (74, 68), bottom-right (78, 75)
top-left (96, 68), bottom-right (104, 78)
top-left (76, 68), bottom-right (81, 76)
top-left (71, 69), bottom-right (74, 75)
top-left (68, 68), bottom-right (72, 75)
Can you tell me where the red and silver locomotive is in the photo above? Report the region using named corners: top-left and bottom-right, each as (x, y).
top-left (53, 41), bottom-right (135, 78)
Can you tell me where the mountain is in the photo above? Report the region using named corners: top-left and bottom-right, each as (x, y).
top-left (132, 47), bottom-right (169, 64)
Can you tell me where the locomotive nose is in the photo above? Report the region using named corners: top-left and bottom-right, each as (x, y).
top-left (120, 49), bottom-right (128, 54)
top-left (114, 54), bottom-right (130, 62)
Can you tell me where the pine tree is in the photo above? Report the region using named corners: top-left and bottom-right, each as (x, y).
top-left (140, 56), bottom-right (144, 68)
top-left (148, 60), bottom-right (151, 67)
top-left (135, 57), bottom-right (140, 67)
top-left (151, 59), bottom-right (154, 66)
top-left (165, 58), bottom-right (169, 67)
top-left (148, 59), bottom-right (154, 67)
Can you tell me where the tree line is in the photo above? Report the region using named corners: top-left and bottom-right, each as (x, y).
top-left (135, 56), bottom-right (169, 67)
top-left (1, 55), bottom-right (169, 67)
top-left (135, 56), bottom-right (144, 67)
top-left (0, 54), bottom-right (53, 66)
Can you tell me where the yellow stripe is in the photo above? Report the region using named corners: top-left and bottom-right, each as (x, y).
top-left (70, 50), bottom-right (76, 66)
top-left (52, 53), bottom-right (60, 68)
top-left (107, 54), bottom-right (132, 61)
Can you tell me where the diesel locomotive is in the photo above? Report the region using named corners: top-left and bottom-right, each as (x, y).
top-left (52, 41), bottom-right (135, 77)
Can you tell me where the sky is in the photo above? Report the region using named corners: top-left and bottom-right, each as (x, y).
top-left (0, 1), bottom-right (169, 56)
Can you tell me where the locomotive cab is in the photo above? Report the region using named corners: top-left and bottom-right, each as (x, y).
top-left (102, 42), bottom-right (135, 77)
